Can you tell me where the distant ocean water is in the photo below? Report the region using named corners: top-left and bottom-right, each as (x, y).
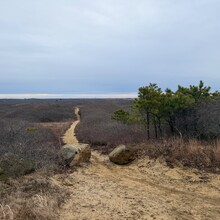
top-left (0, 93), bottom-right (137, 99)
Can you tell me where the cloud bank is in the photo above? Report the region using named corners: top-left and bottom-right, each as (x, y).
top-left (0, 0), bottom-right (220, 94)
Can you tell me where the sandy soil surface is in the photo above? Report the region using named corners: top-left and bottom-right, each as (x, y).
top-left (55, 108), bottom-right (220, 220)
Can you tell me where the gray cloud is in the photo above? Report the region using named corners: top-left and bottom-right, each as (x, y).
top-left (0, 0), bottom-right (220, 95)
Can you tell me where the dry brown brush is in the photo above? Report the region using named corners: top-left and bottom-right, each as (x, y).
top-left (0, 173), bottom-right (70, 219)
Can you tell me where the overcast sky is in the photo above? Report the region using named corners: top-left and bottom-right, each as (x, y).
top-left (0, 0), bottom-right (220, 97)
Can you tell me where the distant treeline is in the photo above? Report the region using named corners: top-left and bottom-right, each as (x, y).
top-left (112, 81), bottom-right (220, 140)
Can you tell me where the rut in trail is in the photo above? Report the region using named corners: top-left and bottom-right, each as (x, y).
top-left (56, 107), bottom-right (220, 220)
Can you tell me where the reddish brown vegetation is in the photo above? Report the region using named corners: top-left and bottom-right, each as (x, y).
top-left (136, 139), bottom-right (220, 171)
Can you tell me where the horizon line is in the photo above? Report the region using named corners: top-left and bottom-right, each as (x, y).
top-left (0, 93), bottom-right (137, 99)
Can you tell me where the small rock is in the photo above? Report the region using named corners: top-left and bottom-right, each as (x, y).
top-left (58, 144), bottom-right (91, 167)
top-left (58, 144), bottom-right (78, 166)
top-left (109, 145), bottom-right (137, 165)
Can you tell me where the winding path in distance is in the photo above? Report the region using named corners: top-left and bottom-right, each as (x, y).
top-left (62, 107), bottom-right (80, 145)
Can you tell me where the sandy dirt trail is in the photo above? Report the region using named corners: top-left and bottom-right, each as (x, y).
top-left (56, 108), bottom-right (220, 220)
top-left (62, 107), bottom-right (80, 145)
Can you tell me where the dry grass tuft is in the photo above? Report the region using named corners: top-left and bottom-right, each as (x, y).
top-left (0, 172), bottom-right (70, 220)
top-left (0, 204), bottom-right (14, 220)
top-left (16, 194), bottom-right (56, 220)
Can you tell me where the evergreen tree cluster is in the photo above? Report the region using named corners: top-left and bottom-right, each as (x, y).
top-left (112, 81), bottom-right (220, 140)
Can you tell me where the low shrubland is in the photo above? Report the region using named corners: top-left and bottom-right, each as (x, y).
top-left (0, 99), bottom-right (78, 219)
top-left (2, 95), bottom-right (217, 172)
top-left (1, 93), bottom-right (220, 218)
